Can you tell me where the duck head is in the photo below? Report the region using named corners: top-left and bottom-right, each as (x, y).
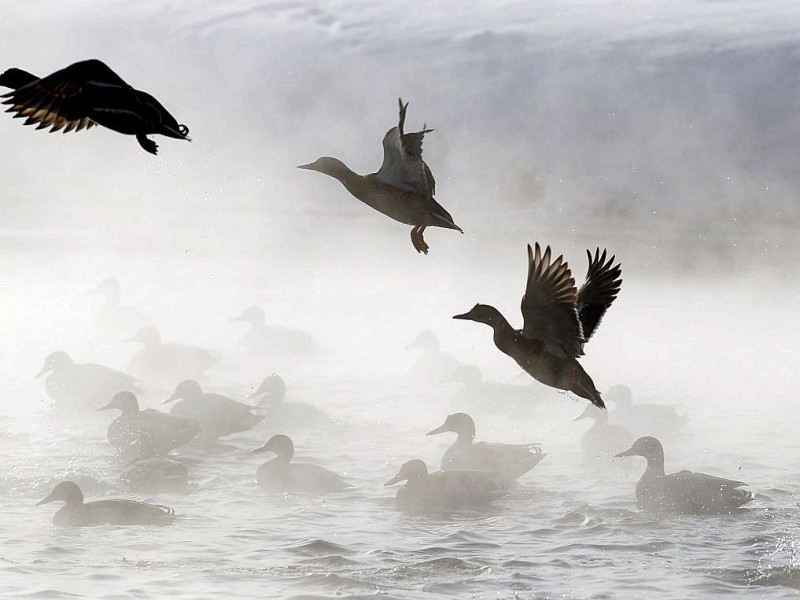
top-left (606, 384), bottom-right (633, 408)
top-left (248, 374), bottom-right (287, 403)
top-left (230, 306), bottom-right (265, 328)
top-left (126, 326), bottom-right (161, 347)
top-left (615, 436), bottom-right (664, 462)
top-left (298, 157), bottom-right (352, 181)
top-left (252, 434), bottom-right (294, 462)
top-left (37, 481), bottom-right (84, 507)
top-left (35, 351), bottom-right (73, 378)
top-left (136, 90), bottom-right (190, 141)
top-left (427, 412), bottom-right (476, 441)
top-left (405, 330), bottom-right (440, 352)
top-left (164, 379), bottom-right (203, 403)
top-left (98, 391), bottom-right (140, 415)
top-left (88, 277), bottom-right (121, 303)
top-left (452, 304), bottom-right (504, 327)
top-left (385, 459), bottom-right (429, 486)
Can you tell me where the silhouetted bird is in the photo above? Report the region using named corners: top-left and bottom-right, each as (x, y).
top-left (37, 481), bottom-right (175, 526)
top-left (406, 330), bottom-right (461, 383)
top-left (299, 98), bottom-right (462, 254)
top-left (615, 436), bottom-right (753, 515)
top-left (454, 243), bottom-right (621, 408)
top-left (427, 412), bottom-right (544, 481)
top-left (252, 434), bottom-right (351, 493)
top-left (607, 384), bottom-right (689, 439)
top-left (0, 59), bottom-right (189, 154)
top-left (230, 306), bottom-right (316, 356)
top-left (164, 380), bottom-right (262, 444)
top-left (127, 326), bottom-right (218, 385)
top-left (119, 430), bottom-right (190, 493)
top-left (247, 374), bottom-right (333, 430)
top-left (385, 459), bottom-right (508, 514)
top-left (36, 351), bottom-right (140, 410)
top-left (574, 403), bottom-right (634, 462)
top-left (449, 364), bottom-right (540, 417)
top-left (89, 277), bottom-right (152, 341)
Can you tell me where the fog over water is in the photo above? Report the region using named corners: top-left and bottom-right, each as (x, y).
top-left (2, 1), bottom-right (800, 598)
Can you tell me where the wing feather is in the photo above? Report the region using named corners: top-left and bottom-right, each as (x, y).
top-left (376, 98), bottom-right (435, 195)
top-left (576, 248), bottom-right (622, 345)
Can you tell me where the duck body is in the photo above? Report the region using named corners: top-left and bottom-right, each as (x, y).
top-left (128, 326), bottom-right (217, 385)
top-left (428, 413), bottom-right (544, 481)
top-left (248, 375), bottom-right (333, 430)
top-left (253, 434), bottom-right (350, 493)
top-left (406, 330), bottom-right (461, 383)
top-left (575, 404), bottom-right (634, 462)
top-left (90, 277), bottom-right (152, 341)
top-left (385, 459), bottom-right (507, 514)
top-left (37, 481), bottom-right (175, 526)
top-left (99, 392), bottom-right (199, 459)
top-left (120, 457), bottom-right (189, 493)
top-left (607, 385), bottom-right (689, 439)
top-left (0, 59), bottom-right (190, 154)
top-left (449, 365), bottom-right (539, 416)
top-left (299, 99), bottom-right (461, 254)
top-left (166, 380), bottom-right (261, 443)
top-left (616, 437), bottom-right (753, 515)
top-left (231, 307), bottom-right (316, 356)
top-left (454, 244), bottom-right (622, 408)
top-left (36, 351), bottom-right (140, 409)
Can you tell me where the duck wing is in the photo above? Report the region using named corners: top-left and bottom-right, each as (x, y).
top-left (666, 470), bottom-right (753, 514)
top-left (376, 98), bottom-right (435, 195)
top-left (576, 248), bottom-right (622, 345)
top-left (0, 60), bottom-right (130, 133)
top-left (520, 243), bottom-right (584, 359)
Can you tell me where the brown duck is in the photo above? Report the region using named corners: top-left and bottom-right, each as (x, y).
top-left (0, 59), bottom-right (189, 155)
top-left (299, 98), bottom-right (462, 254)
top-left (454, 243), bottom-right (621, 408)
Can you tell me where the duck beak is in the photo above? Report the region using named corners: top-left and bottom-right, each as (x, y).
top-left (384, 473), bottom-right (403, 486)
top-left (426, 423), bottom-right (449, 436)
top-left (36, 492), bottom-right (56, 506)
top-left (251, 443), bottom-right (272, 454)
top-left (97, 402), bottom-right (113, 412)
top-left (297, 163), bottom-right (314, 170)
top-left (615, 447), bottom-right (636, 458)
top-left (162, 394), bottom-right (178, 404)
top-left (452, 312), bottom-right (471, 320)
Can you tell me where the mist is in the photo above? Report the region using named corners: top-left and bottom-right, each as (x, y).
top-left (2, 1), bottom-right (800, 598)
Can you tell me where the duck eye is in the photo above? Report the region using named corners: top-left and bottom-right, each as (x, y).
top-left (178, 124), bottom-right (189, 136)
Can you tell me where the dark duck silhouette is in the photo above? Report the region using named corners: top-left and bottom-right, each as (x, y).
top-left (299, 98), bottom-right (462, 254)
top-left (615, 436), bottom-right (753, 515)
top-left (37, 481), bottom-right (175, 526)
top-left (0, 59), bottom-right (189, 154)
top-left (453, 243), bottom-right (621, 408)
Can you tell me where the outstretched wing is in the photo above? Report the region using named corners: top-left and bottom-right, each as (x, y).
top-left (520, 243), bottom-right (584, 359)
top-left (0, 60), bottom-right (129, 133)
top-left (376, 98), bottom-right (435, 195)
top-left (576, 248), bottom-right (622, 344)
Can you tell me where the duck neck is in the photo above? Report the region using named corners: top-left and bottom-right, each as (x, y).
top-left (644, 453), bottom-right (665, 478)
top-left (330, 164), bottom-right (367, 199)
top-left (480, 307), bottom-right (517, 355)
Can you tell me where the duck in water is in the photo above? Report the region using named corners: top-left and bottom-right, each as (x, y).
top-left (453, 243), bottom-right (621, 408)
top-left (299, 98), bottom-right (462, 254)
top-left (0, 59), bottom-right (189, 154)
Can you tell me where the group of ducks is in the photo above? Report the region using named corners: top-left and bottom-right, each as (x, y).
top-left (3, 59), bottom-right (754, 524)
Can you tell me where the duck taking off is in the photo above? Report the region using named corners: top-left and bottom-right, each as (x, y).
top-left (299, 98), bottom-right (462, 254)
top-left (453, 243), bottom-right (621, 408)
top-left (0, 59), bottom-right (190, 154)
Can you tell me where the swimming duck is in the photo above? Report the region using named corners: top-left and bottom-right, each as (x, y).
top-left (37, 481), bottom-right (175, 526)
top-left (252, 434), bottom-right (351, 493)
top-left (299, 98), bottom-right (462, 254)
top-left (615, 436), bottom-right (753, 515)
top-left (574, 403), bottom-right (634, 462)
top-left (119, 430), bottom-right (189, 493)
top-left (36, 351), bottom-right (140, 410)
top-left (449, 364), bottom-right (540, 417)
top-left (453, 243), bottom-right (621, 408)
top-left (406, 330), bottom-right (461, 383)
top-left (384, 459), bottom-right (508, 514)
top-left (247, 375), bottom-right (333, 430)
top-left (89, 277), bottom-right (152, 341)
top-left (230, 306), bottom-right (316, 356)
top-left (98, 391), bottom-right (199, 459)
top-left (127, 326), bottom-right (218, 386)
top-left (607, 384), bottom-right (689, 439)
top-left (164, 380), bottom-right (262, 444)
top-left (0, 59), bottom-right (189, 154)
top-left (427, 412), bottom-right (544, 481)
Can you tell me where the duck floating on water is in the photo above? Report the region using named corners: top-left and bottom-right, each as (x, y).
top-left (299, 98), bottom-right (462, 254)
top-left (164, 380), bottom-right (262, 444)
top-left (406, 330), bottom-right (461, 383)
top-left (252, 434), bottom-right (351, 493)
top-left (37, 481), bottom-right (175, 526)
top-left (230, 306), bottom-right (316, 356)
top-left (119, 430), bottom-right (190, 493)
top-left (607, 384), bottom-right (689, 440)
top-left (247, 375), bottom-right (333, 431)
top-left (127, 326), bottom-right (218, 386)
top-left (454, 243), bottom-right (622, 408)
top-left (449, 364), bottom-right (540, 417)
top-left (0, 59), bottom-right (189, 154)
top-left (427, 412), bottom-right (544, 481)
top-left (615, 436), bottom-right (753, 515)
top-left (575, 403), bottom-right (634, 463)
top-left (89, 277), bottom-right (152, 341)
top-left (385, 459), bottom-right (508, 515)
top-left (36, 351), bottom-right (140, 410)
top-left (98, 391), bottom-right (199, 460)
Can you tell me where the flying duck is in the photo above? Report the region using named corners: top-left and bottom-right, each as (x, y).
top-left (0, 59), bottom-right (189, 154)
top-left (615, 436), bottom-right (753, 515)
top-left (299, 98), bottom-right (462, 254)
top-left (37, 481), bottom-right (175, 526)
top-left (453, 243), bottom-right (621, 408)
top-left (252, 434), bottom-right (351, 493)
top-left (427, 412), bottom-right (544, 481)
top-left (384, 459), bottom-right (508, 514)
